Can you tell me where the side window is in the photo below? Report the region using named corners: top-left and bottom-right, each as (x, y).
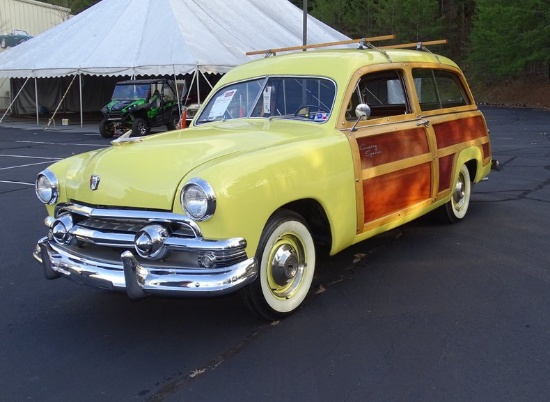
top-left (163, 84), bottom-right (175, 102)
top-left (346, 70), bottom-right (411, 120)
top-left (412, 69), bottom-right (471, 111)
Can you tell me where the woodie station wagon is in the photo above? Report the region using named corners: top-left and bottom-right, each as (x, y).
top-left (34, 37), bottom-right (494, 320)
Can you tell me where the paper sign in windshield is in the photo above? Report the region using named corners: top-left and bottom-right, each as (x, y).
top-left (209, 89), bottom-right (237, 119)
top-left (263, 87), bottom-right (272, 115)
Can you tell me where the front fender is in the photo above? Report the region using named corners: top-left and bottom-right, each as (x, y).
top-left (179, 133), bottom-right (358, 256)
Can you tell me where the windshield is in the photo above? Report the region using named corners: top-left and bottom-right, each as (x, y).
top-left (112, 83), bottom-right (150, 101)
top-left (196, 76), bottom-right (336, 124)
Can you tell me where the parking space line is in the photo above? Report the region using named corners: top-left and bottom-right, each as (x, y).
top-left (0, 180), bottom-right (34, 186)
top-left (0, 154), bottom-right (61, 161)
top-left (16, 140), bottom-right (106, 148)
top-left (0, 161), bottom-right (53, 170)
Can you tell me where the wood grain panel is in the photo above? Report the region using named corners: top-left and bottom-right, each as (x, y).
top-left (356, 128), bottom-right (429, 169)
top-left (363, 163), bottom-right (431, 223)
top-left (433, 115), bottom-right (487, 149)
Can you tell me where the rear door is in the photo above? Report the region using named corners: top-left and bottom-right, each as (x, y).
top-left (410, 68), bottom-right (492, 199)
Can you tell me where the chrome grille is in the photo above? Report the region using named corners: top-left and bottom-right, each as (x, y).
top-left (78, 218), bottom-right (144, 233)
top-left (50, 202), bottom-right (248, 269)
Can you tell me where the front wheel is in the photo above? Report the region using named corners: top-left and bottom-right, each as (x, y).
top-left (98, 119), bottom-right (115, 138)
top-left (442, 164), bottom-right (471, 223)
top-left (242, 210), bottom-right (316, 321)
top-left (166, 113), bottom-right (180, 131)
top-left (132, 117), bottom-right (150, 136)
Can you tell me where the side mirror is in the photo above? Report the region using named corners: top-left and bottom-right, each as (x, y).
top-left (355, 103), bottom-right (371, 119)
top-left (351, 103), bottom-right (371, 132)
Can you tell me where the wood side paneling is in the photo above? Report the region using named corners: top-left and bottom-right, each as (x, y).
top-left (433, 115), bottom-right (487, 149)
top-left (363, 163), bottom-right (431, 223)
top-left (356, 128), bottom-right (429, 169)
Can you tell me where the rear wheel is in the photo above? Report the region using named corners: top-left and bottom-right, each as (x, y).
top-left (166, 113), bottom-right (180, 131)
top-left (442, 164), bottom-right (471, 223)
top-left (98, 119), bottom-right (115, 138)
top-left (242, 210), bottom-right (315, 321)
top-left (132, 117), bottom-right (149, 136)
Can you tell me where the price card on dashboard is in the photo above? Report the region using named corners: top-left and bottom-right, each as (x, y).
top-left (209, 89), bottom-right (237, 119)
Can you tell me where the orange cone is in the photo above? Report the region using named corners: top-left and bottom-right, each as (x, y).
top-left (178, 108), bottom-right (187, 129)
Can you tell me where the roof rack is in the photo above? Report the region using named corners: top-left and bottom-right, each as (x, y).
top-left (246, 36), bottom-right (448, 65)
top-left (379, 39), bottom-right (448, 50)
top-left (245, 34), bottom-right (396, 57)
top-left (380, 39), bottom-right (448, 63)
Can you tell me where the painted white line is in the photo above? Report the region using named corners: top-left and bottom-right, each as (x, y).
top-left (0, 154), bottom-right (61, 161)
top-left (0, 161), bottom-right (52, 170)
top-left (16, 140), bottom-right (106, 148)
top-left (0, 180), bottom-right (34, 186)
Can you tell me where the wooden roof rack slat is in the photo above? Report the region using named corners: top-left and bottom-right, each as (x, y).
top-left (379, 39), bottom-right (448, 50)
top-left (246, 34), bottom-right (396, 56)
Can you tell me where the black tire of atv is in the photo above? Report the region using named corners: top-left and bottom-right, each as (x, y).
top-left (166, 113), bottom-right (180, 131)
top-left (132, 118), bottom-right (150, 136)
top-left (99, 119), bottom-right (115, 138)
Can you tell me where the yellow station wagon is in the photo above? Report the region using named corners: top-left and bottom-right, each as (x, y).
top-left (34, 39), bottom-right (494, 320)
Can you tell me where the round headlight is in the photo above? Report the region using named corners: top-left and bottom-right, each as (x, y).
top-left (180, 178), bottom-right (216, 221)
top-left (35, 170), bottom-right (59, 205)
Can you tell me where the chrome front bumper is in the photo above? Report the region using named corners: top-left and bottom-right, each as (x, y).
top-left (34, 237), bottom-right (257, 298)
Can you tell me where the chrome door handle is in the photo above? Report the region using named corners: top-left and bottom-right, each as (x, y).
top-left (417, 119), bottom-right (430, 127)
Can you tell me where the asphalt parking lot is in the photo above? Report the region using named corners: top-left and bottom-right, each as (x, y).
top-left (0, 106), bottom-right (549, 401)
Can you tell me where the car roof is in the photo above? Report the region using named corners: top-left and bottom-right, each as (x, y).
top-left (219, 48), bottom-right (459, 86)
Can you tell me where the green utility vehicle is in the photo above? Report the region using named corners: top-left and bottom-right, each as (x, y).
top-left (99, 79), bottom-right (182, 137)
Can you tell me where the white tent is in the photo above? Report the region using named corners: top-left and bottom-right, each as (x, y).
top-left (0, 0), bottom-right (349, 78)
top-left (0, 0), bottom-right (350, 126)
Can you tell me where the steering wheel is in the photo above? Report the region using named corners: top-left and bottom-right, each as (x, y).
top-left (294, 104), bottom-right (330, 117)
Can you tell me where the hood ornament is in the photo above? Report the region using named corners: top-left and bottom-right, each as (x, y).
top-left (90, 175), bottom-right (100, 191)
top-left (111, 129), bottom-right (142, 146)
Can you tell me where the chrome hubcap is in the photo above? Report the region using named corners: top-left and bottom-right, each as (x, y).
top-left (267, 234), bottom-right (306, 299)
top-left (453, 173), bottom-right (466, 211)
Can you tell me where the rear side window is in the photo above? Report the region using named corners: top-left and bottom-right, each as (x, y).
top-left (412, 69), bottom-right (471, 111)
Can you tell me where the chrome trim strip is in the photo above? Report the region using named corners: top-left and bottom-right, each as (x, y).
top-left (69, 224), bottom-right (246, 252)
top-left (55, 202), bottom-right (202, 237)
top-left (72, 226), bottom-right (134, 247)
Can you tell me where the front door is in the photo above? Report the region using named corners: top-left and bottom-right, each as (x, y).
top-left (343, 69), bottom-right (437, 233)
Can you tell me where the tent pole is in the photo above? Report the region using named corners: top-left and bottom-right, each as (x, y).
top-left (44, 74), bottom-right (77, 130)
top-left (198, 70), bottom-right (214, 90)
top-left (173, 68), bottom-right (181, 117)
top-left (197, 71), bottom-right (214, 106)
top-left (303, 0), bottom-right (307, 47)
top-left (79, 74), bottom-right (83, 127)
top-left (35, 78), bottom-right (39, 125)
top-left (187, 70), bottom-right (197, 105)
top-left (0, 77), bottom-right (31, 125)
top-left (195, 69), bottom-right (200, 107)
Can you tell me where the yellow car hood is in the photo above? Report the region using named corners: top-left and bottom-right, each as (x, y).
top-left (64, 119), bottom-right (320, 210)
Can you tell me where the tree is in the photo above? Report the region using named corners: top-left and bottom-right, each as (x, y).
top-left (439, 0), bottom-right (476, 60)
top-left (468, 0), bottom-right (550, 82)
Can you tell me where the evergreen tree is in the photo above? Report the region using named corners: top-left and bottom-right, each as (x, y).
top-left (469, 0), bottom-right (549, 82)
